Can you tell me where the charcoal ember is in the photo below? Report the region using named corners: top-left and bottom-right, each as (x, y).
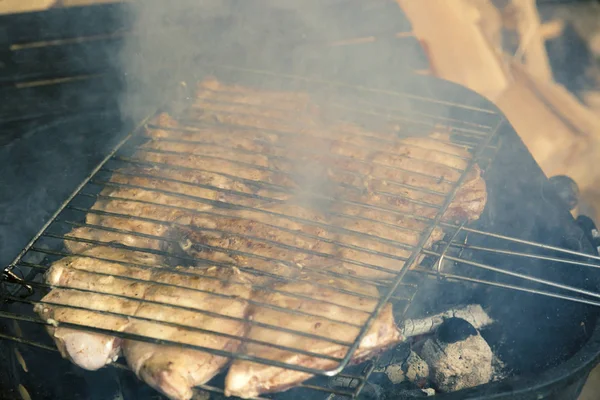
top-left (383, 351), bottom-right (429, 385)
top-left (373, 342), bottom-right (428, 386)
top-left (419, 318), bottom-right (493, 392)
top-left (328, 375), bottom-right (362, 392)
top-left (376, 342), bottom-right (411, 367)
top-left (436, 316), bottom-right (478, 344)
top-left (327, 379), bottom-right (383, 400)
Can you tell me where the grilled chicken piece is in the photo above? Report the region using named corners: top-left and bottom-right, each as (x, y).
top-left (271, 138), bottom-right (465, 184)
top-left (101, 165), bottom-right (259, 211)
top-left (35, 247), bottom-right (156, 371)
top-left (444, 165), bottom-right (488, 222)
top-left (224, 272), bottom-right (401, 398)
top-left (145, 106), bottom-right (485, 223)
top-left (189, 102), bottom-right (313, 128)
top-left (137, 149), bottom-right (295, 189)
top-left (135, 145), bottom-right (293, 203)
top-left (164, 203), bottom-right (338, 272)
top-left (339, 163), bottom-right (486, 223)
top-left (348, 168), bottom-right (486, 223)
top-left (191, 77), bottom-right (320, 130)
top-left (146, 113), bottom-right (280, 153)
top-left (168, 201), bottom-right (444, 279)
top-left (333, 203), bottom-right (446, 278)
top-left (142, 140), bottom-right (270, 168)
top-left (65, 165), bottom-right (269, 254)
top-left (123, 266), bottom-right (253, 400)
top-left (331, 132), bottom-right (470, 171)
top-left (36, 291), bottom-right (139, 371)
top-left (39, 246), bottom-right (253, 400)
top-left (268, 135), bottom-right (482, 216)
top-left (195, 77), bottom-right (314, 113)
top-left (44, 79), bottom-right (489, 399)
top-left (332, 214), bottom-right (445, 278)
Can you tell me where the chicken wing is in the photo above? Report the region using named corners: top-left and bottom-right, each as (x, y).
top-left (34, 247), bottom-right (155, 370)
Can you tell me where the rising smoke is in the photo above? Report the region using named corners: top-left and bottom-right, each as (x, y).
top-left (116, 0), bottom-right (427, 212)
top-left (116, 0), bottom-right (423, 121)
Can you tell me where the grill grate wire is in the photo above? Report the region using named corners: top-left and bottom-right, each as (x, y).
top-left (1, 66), bottom-right (518, 399)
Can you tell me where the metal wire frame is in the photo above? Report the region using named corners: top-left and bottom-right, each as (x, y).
top-left (408, 224), bottom-right (600, 306)
top-left (2, 305), bottom-right (384, 400)
top-left (0, 67), bottom-right (503, 399)
top-left (0, 318), bottom-right (376, 400)
top-left (93, 145), bottom-right (600, 311)
top-left (347, 229), bottom-right (600, 396)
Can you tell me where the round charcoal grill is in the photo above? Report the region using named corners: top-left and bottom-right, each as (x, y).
top-left (1, 2), bottom-right (600, 400)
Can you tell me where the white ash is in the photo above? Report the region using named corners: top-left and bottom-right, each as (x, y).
top-left (384, 351), bottom-right (429, 385)
top-left (191, 390), bottom-right (210, 400)
top-left (328, 375), bottom-right (361, 392)
top-left (405, 352), bottom-right (429, 383)
top-left (419, 318), bottom-right (493, 393)
top-left (491, 354), bottom-right (509, 382)
top-left (401, 304), bottom-right (493, 338)
top-left (384, 364), bottom-right (405, 384)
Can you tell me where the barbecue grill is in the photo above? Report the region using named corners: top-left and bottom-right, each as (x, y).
top-left (1, 2), bottom-right (600, 400)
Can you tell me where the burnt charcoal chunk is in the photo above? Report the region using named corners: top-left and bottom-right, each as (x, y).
top-left (421, 328), bottom-right (493, 393)
top-left (436, 317), bottom-right (477, 344)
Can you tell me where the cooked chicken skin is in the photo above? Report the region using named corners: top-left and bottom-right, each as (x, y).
top-left (224, 271), bottom-right (401, 398)
top-left (444, 165), bottom-right (488, 222)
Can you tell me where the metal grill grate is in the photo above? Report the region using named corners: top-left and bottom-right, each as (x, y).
top-left (1, 66), bottom-right (504, 399)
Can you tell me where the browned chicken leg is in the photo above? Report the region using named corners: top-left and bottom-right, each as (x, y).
top-left (224, 271), bottom-right (401, 398)
top-left (122, 266), bottom-right (253, 400)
